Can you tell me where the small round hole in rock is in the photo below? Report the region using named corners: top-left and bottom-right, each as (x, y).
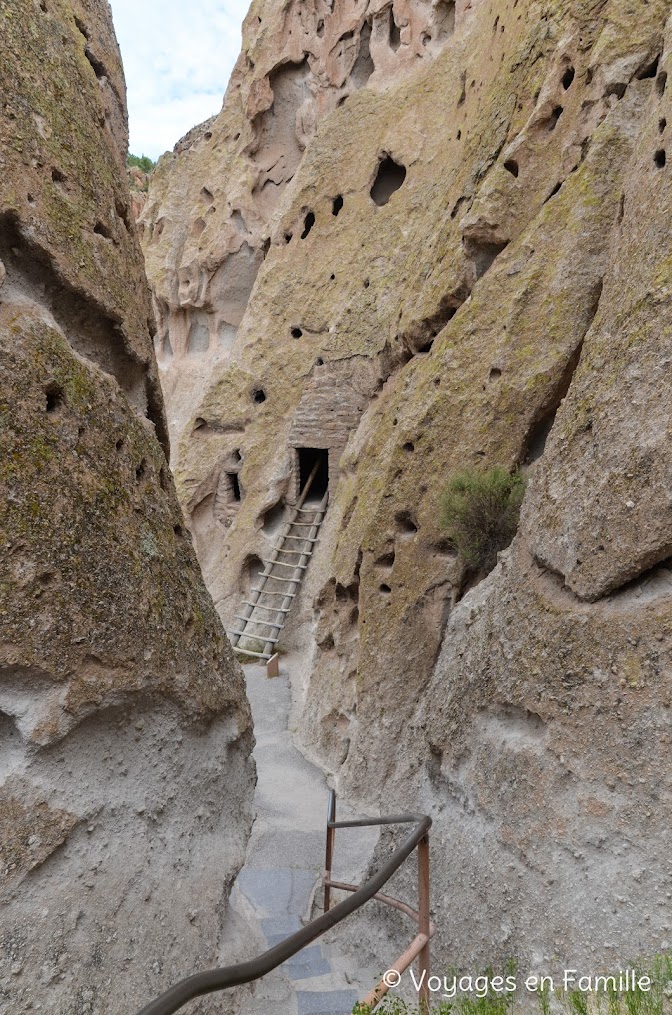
top-left (253, 388), bottom-right (266, 404)
top-left (332, 195), bottom-right (344, 216)
top-left (45, 383), bottom-right (65, 413)
top-left (403, 441), bottom-right (415, 453)
top-left (330, 273), bottom-right (336, 281)
top-left (395, 510), bottom-right (418, 537)
top-left (655, 149), bottom-right (667, 168)
top-left (135, 459), bottom-right (147, 482)
top-left (660, 118), bottom-right (667, 134)
top-left (316, 357), bottom-right (324, 366)
top-left (94, 221), bottom-right (113, 240)
top-left (379, 583), bottom-right (391, 595)
top-left (291, 327), bottom-right (303, 339)
top-left (504, 159), bottom-right (519, 177)
top-left (489, 367), bottom-right (502, 381)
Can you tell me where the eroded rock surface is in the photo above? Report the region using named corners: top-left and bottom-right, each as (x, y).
top-left (0, 2), bottom-right (254, 1011)
top-left (145, 0), bottom-right (672, 978)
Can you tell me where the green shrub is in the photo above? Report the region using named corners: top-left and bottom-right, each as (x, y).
top-left (440, 467), bottom-right (526, 575)
top-left (127, 153), bottom-right (156, 173)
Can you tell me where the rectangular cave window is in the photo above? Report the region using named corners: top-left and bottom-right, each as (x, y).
top-left (297, 447), bottom-right (329, 501)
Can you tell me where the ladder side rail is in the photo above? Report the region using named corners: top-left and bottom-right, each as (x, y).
top-left (231, 502), bottom-right (304, 648)
top-left (261, 490), bottom-right (328, 657)
top-left (234, 464), bottom-right (322, 653)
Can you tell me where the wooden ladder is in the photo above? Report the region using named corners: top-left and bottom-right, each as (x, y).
top-left (228, 461), bottom-right (328, 662)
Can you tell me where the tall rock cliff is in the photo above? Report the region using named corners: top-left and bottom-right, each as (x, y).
top-left (144, 0), bottom-right (672, 978)
top-left (0, 2), bottom-right (254, 1011)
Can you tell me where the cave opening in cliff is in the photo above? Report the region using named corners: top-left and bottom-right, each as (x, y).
top-left (301, 212), bottom-right (315, 238)
top-left (297, 447), bottom-right (329, 501)
top-left (228, 473), bottom-right (241, 501)
top-left (371, 156), bottom-right (407, 206)
top-left (389, 9), bottom-right (401, 51)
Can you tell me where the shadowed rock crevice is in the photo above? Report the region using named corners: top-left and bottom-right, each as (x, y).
top-left (351, 19), bottom-right (374, 86)
top-left (0, 213), bottom-right (166, 444)
top-left (522, 280), bottom-right (603, 467)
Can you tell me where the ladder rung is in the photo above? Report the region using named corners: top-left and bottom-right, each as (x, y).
top-left (250, 589), bottom-right (296, 598)
top-left (242, 601), bottom-right (291, 612)
top-left (284, 535), bottom-right (319, 542)
top-left (234, 647), bottom-right (272, 660)
top-left (228, 629), bottom-right (280, 645)
top-left (288, 522), bottom-right (318, 528)
top-left (261, 575), bottom-right (302, 584)
top-left (296, 507), bottom-right (324, 513)
top-left (274, 547), bottom-right (307, 555)
top-left (235, 614), bottom-right (283, 629)
top-left (263, 559), bottom-right (308, 570)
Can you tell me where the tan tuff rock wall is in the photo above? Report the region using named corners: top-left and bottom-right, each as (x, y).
top-left (145, 0), bottom-right (672, 977)
top-left (0, 2), bottom-right (254, 1011)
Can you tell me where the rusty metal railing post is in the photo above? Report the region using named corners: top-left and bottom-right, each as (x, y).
top-left (417, 833), bottom-right (430, 1015)
top-left (136, 796), bottom-right (432, 1015)
top-left (324, 790), bottom-right (336, 913)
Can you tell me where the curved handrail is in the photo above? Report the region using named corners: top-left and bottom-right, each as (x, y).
top-left (135, 802), bottom-right (431, 1015)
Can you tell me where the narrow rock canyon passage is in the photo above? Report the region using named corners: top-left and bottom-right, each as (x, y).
top-left (231, 657), bottom-right (379, 1014)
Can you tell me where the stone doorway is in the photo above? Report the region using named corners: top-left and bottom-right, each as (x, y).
top-left (297, 447), bottom-right (329, 501)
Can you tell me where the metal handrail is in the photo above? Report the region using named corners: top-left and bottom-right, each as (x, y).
top-left (135, 792), bottom-right (431, 1015)
top-left (324, 790), bottom-right (434, 1012)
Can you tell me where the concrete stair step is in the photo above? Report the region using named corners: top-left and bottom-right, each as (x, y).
top-left (297, 989), bottom-right (359, 1014)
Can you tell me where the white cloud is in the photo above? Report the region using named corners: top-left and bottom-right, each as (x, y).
top-left (108, 0), bottom-right (250, 160)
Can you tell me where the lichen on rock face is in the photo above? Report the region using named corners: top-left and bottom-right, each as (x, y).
top-left (0, 2), bottom-right (254, 1011)
top-left (145, 0), bottom-right (672, 984)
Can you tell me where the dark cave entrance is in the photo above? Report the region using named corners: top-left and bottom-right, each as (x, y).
top-left (228, 472), bottom-right (241, 501)
top-left (297, 447), bottom-right (329, 501)
top-left (370, 156), bottom-right (407, 206)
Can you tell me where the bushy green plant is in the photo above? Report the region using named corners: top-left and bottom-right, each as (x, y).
top-left (127, 153), bottom-right (155, 173)
top-left (440, 467), bottom-right (526, 575)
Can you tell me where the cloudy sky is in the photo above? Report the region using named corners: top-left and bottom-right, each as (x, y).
top-left (109, 0), bottom-right (249, 160)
